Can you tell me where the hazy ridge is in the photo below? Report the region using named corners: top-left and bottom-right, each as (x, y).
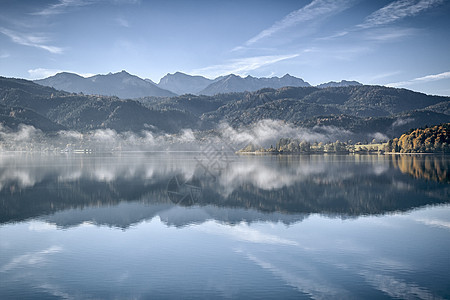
top-left (34, 71), bottom-right (363, 97)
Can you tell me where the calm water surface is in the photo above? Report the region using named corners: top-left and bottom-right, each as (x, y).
top-left (0, 153), bottom-right (449, 299)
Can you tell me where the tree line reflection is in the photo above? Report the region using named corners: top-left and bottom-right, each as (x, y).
top-left (391, 154), bottom-right (449, 183)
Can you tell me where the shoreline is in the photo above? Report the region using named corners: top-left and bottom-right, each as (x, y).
top-left (236, 151), bottom-right (448, 155)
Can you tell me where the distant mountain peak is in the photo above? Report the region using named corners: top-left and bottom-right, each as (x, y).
top-left (48, 72), bottom-right (84, 78)
top-left (317, 80), bottom-right (362, 88)
top-left (157, 72), bottom-right (213, 95)
top-left (109, 70), bottom-right (131, 77)
top-left (224, 74), bottom-right (239, 80)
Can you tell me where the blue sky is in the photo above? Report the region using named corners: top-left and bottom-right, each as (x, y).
top-left (1, 0), bottom-right (449, 95)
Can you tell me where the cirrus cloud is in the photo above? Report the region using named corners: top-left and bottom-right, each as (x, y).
top-left (0, 27), bottom-right (63, 54)
top-left (387, 71), bottom-right (450, 87)
top-left (27, 68), bottom-right (94, 80)
top-left (192, 54), bottom-right (299, 78)
top-left (359, 0), bottom-right (445, 29)
top-left (244, 0), bottom-right (355, 46)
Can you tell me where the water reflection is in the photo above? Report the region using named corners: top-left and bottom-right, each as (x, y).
top-left (391, 154), bottom-right (449, 183)
top-left (1, 153), bottom-right (449, 299)
top-left (0, 153), bottom-right (448, 228)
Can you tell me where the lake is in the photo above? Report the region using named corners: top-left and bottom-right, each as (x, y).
top-left (1, 152), bottom-right (449, 299)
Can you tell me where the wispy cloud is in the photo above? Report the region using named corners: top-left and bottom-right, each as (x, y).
top-left (192, 54), bottom-right (299, 78)
top-left (28, 68), bottom-right (64, 79)
top-left (111, 0), bottom-right (141, 4)
top-left (319, 0), bottom-right (443, 41)
top-left (316, 30), bottom-right (349, 41)
top-left (367, 71), bottom-right (403, 82)
top-left (115, 17), bottom-right (130, 28)
top-left (28, 68), bottom-right (95, 79)
top-left (244, 0), bottom-right (354, 46)
top-left (31, 0), bottom-right (90, 16)
top-left (363, 28), bottom-right (416, 41)
top-left (0, 27), bottom-right (63, 54)
top-left (359, 0), bottom-right (444, 29)
top-left (387, 71), bottom-right (450, 87)
top-left (31, 0), bottom-right (139, 16)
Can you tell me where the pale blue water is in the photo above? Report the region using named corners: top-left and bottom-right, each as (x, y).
top-left (0, 153), bottom-right (449, 299)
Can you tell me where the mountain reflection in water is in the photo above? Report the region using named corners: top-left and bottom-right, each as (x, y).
top-left (1, 153), bottom-right (448, 229)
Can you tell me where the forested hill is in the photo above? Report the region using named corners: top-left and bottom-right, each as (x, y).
top-left (1, 75), bottom-right (449, 139)
top-left (145, 85), bottom-right (448, 120)
top-left (143, 85), bottom-right (450, 138)
top-left (197, 85), bottom-right (448, 125)
top-left (0, 76), bottom-right (198, 133)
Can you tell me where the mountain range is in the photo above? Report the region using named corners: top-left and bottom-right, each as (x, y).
top-left (34, 71), bottom-right (362, 98)
top-left (35, 70), bottom-right (176, 98)
top-left (1, 74), bottom-right (449, 143)
top-left (198, 73), bottom-right (310, 96)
